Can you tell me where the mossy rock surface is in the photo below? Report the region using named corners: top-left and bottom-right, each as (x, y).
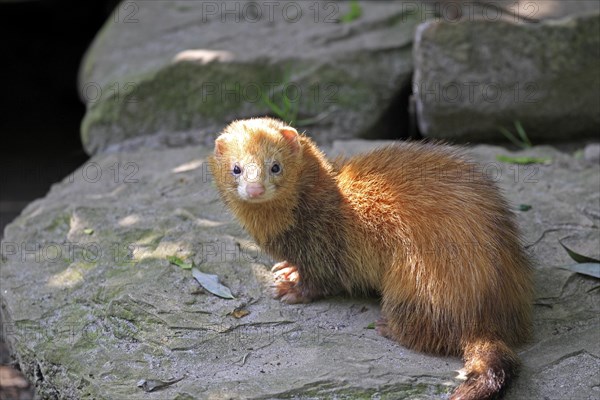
top-left (413, 11), bottom-right (600, 141)
top-left (1, 140), bottom-right (599, 398)
top-left (79, 1), bottom-right (422, 155)
top-left (80, 1), bottom-right (600, 153)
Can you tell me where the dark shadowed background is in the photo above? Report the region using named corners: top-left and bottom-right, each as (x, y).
top-left (1, 1), bottom-right (117, 397)
top-left (0, 1), bottom-right (119, 234)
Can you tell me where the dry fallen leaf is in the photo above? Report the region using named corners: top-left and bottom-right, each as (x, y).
top-left (192, 267), bottom-right (235, 299)
top-left (229, 308), bottom-right (250, 319)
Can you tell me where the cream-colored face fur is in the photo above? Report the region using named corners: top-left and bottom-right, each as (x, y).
top-left (211, 118), bottom-right (302, 205)
top-left (231, 157), bottom-right (285, 203)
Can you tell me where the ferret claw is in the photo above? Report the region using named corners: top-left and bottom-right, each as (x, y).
top-left (271, 261), bottom-right (290, 272)
top-left (271, 261), bottom-right (299, 282)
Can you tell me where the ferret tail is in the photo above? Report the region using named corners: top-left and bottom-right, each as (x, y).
top-left (450, 337), bottom-right (520, 400)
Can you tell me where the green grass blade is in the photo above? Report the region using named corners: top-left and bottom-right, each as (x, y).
top-left (498, 126), bottom-right (526, 149)
top-left (260, 91), bottom-right (284, 118)
top-left (514, 121), bottom-right (532, 148)
top-left (167, 255), bottom-right (193, 270)
top-left (495, 155), bottom-right (551, 164)
top-left (341, 0), bottom-right (362, 23)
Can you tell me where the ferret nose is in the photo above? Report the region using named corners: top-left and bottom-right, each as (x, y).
top-left (246, 183), bottom-right (265, 198)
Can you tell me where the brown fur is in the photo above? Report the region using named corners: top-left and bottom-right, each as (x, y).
top-left (208, 118), bottom-right (533, 400)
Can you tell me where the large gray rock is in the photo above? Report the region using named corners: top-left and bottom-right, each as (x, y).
top-left (413, 11), bottom-right (600, 141)
top-left (1, 139), bottom-right (598, 399)
top-left (79, 1), bottom-right (600, 155)
top-left (79, 0), bottom-right (423, 155)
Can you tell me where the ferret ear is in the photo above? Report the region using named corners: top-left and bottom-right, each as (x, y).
top-left (280, 127), bottom-right (300, 153)
top-left (214, 136), bottom-right (227, 157)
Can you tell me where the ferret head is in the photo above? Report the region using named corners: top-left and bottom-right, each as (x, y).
top-left (209, 118), bottom-right (303, 204)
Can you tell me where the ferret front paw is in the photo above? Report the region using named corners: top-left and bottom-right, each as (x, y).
top-left (271, 261), bottom-right (312, 304)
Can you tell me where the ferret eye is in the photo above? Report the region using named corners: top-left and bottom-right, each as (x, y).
top-left (271, 163), bottom-right (281, 174)
top-left (232, 165), bottom-right (242, 176)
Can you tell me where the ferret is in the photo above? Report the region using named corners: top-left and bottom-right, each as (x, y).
top-left (208, 117), bottom-right (533, 400)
